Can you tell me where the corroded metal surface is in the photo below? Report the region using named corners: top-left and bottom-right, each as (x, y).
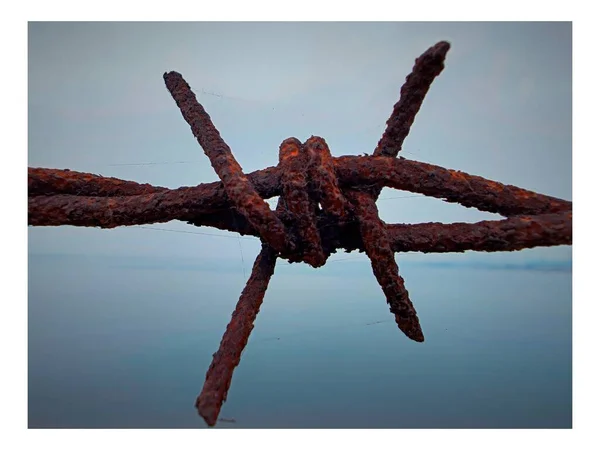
top-left (335, 156), bottom-right (571, 216)
top-left (347, 41), bottom-right (449, 341)
top-left (315, 210), bottom-right (572, 256)
top-left (195, 243), bottom-right (277, 427)
top-left (28, 166), bottom-right (282, 200)
top-left (28, 167), bottom-right (168, 197)
top-left (28, 156), bottom-right (570, 229)
top-left (387, 211), bottom-right (572, 253)
top-left (348, 191), bottom-right (424, 342)
top-left (164, 71), bottom-right (290, 254)
top-left (30, 154), bottom-right (570, 224)
top-left (306, 136), bottom-right (350, 219)
top-left (374, 41), bottom-right (451, 159)
top-left (278, 138), bottom-right (326, 267)
top-left (27, 40), bottom-right (572, 427)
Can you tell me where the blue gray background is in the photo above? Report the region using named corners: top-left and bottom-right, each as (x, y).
top-left (28, 22), bottom-right (572, 428)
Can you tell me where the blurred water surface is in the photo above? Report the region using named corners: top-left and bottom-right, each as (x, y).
top-left (28, 253), bottom-right (571, 428)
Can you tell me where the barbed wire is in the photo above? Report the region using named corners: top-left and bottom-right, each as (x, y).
top-left (108, 161), bottom-right (197, 166)
top-left (137, 225), bottom-right (255, 240)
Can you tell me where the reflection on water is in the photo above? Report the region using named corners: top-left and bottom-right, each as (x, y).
top-left (28, 254), bottom-right (571, 428)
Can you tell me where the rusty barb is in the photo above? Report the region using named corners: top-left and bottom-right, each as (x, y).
top-left (27, 41), bottom-right (572, 427)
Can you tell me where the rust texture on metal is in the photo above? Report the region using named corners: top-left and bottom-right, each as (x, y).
top-left (30, 191), bottom-right (570, 254)
top-left (29, 156), bottom-right (569, 228)
top-left (278, 137), bottom-right (326, 267)
top-left (335, 156), bottom-right (571, 217)
top-left (374, 41), bottom-right (451, 159)
top-left (306, 136), bottom-right (351, 219)
top-left (386, 211), bottom-right (572, 253)
top-left (344, 42), bottom-right (451, 341)
top-left (195, 243), bottom-right (277, 427)
top-left (28, 167), bottom-right (168, 197)
top-left (348, 190), bottom-right (424, 342)
top-left (164, 71), bottom-right (290, 254)
top-left (27, 41), bottom-right (572, 427)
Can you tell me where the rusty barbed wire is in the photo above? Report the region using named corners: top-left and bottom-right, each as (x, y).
top-left (195, 243), bottom-right (277, 427)
top-left (164, 71), bottom-right (292, 255)
top-left (306, 136), bottom-right (351, 219)
top-left (27, 40), bottom-right (572, 427)
top-left (28, 157), bottom-right (570, 228)
top-left (278, 137), bottom-right (326, 267)
top-left (344, 41), bottom-right (453, 344)
top-left (348, 190), bottom-right (424, 342)
top-left (375, 42), bottom-right (450, 157)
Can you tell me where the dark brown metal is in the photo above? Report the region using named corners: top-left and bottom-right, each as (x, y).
top-left (28, 167), bottom-right (169, 197)
top-left (164, 71), bottom-right (290, 255)
top-left (344, 41), bottom-right (451, 342)
top-left (306, 136), bottom-right (351, 219)
top-left (278, 138), bottom-right (326, 268)
top-left (374, 41), bottom-right (450, 159)
top-left (195, 243), bottom-right (277, 427)
top-left (27, 191), bottom-right (571, 255)
top-left (335, 156), bottom-right (571, 217)
top-left (387, 211), bottom-right (573, 253)
top-left (28, 156), bottom-right (570, 229)
top-left (348, 190), bottom-right (424, 342)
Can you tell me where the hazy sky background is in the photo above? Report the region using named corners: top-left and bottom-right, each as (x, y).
top-left (27, 22), bottom-right (572, 429)
top-left (28, 21), bottom-right (571, 265)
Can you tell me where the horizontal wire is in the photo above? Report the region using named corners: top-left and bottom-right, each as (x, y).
top-left (108, 161), bottom-right (199, 166)
top-left (253, 317), bottom-right (395, 344)
top-left (327, 256), bottom-right (365, 263)
top-left (379, 194), bottom-right (424, 201)
top-left (137, 226), bottom-right (256, 240)
top-left (135, 193), bottom-right (424, 241)
top-left (136, 226), bottom-right (369, 264)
